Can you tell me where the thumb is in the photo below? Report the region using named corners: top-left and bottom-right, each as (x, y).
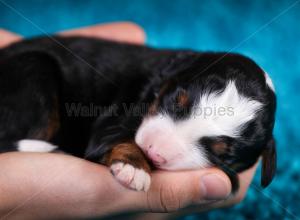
top-left (135, 168), bottom-right (232, 212)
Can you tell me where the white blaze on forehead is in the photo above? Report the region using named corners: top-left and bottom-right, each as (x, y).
top-left (135, 80), bottom-right (263, 170)
top-left (182, 80), bottom-right (263, 138)
top-left (264, 71), bottom-right (275, 92)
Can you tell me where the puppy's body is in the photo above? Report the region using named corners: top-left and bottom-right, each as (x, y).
top-left (0, 36), bottom-right (276, 192)
top-left (0, 37), bottom-right (171, 155)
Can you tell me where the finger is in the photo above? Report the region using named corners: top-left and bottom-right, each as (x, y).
top-left (166, 162), bottom-right (258, 218)
top-left (121, 168), bottom-right (232, 213)
top-left (59, 22), bottom-right (146, 45)
top-left (0, 29), bottom-right (22, 48)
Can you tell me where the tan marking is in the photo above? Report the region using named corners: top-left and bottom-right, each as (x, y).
top-left (211, 142), bottom-right (228, 155)
top-left (45, 103), bottom-right (60, 140)
top-left (102, 141), bottom-right (151, 173)
top-left (177, 90), bottom-right (189, 107)
top-left (33, 96), bottom-right (60, 140)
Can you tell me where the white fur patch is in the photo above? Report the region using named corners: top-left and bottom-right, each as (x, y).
top-left (135, 114), bottom-right (210, 170)
top-left (189, 80), bottom-right (263, 138)
top-left (264, 71), bottom-right (275, 92)
top-left (135, 81), bottom-right (262, 170)
top-left (17, 140), bottom-right (57, 152)
top-left (110, 162), bottom-right (151, 191)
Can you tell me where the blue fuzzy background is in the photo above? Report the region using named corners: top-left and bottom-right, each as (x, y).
top-left (0, 0), bottom-right (299, 219)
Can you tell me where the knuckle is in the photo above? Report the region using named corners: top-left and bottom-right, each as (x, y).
top-left (158, 185), bottom-right (181, 212)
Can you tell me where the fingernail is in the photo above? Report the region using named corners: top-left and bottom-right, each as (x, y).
top-left (200, 174), bottom-right (231, 200)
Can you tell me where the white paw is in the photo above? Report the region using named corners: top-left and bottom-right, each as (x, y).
top-left (110, 162), bottom-right (151, 191)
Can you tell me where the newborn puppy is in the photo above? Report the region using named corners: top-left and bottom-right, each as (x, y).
top-left (0, 36), bottom-right (276, 192)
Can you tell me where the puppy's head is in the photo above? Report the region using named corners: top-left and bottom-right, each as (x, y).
top-left (135, 53), bottom-right (277, 188)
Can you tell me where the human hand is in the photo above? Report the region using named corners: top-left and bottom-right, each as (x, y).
top-left (0, 152), bottom-right (256, 219)
top-left (0, 23), bottom-right (258, 219)
top-left (0, 21), bottom-right (145, 48)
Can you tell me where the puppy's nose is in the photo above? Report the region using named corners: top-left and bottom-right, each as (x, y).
top-left (147, 147), bottom-right (167, 165)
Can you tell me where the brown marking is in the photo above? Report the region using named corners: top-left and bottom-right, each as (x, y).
top-left (211, 141), bottom-right (228, 155)
top-left (102, 141), bottom-right (151, 173)
top-left (45, 99), bottom-right (60, 140)
top-left (176, 89), bottom-right (189, 107)
top-left (33, 96), bottom-right (60, 140)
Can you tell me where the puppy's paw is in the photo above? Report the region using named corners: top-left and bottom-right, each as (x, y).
top-left (110, 162), bottom-right (151, 191)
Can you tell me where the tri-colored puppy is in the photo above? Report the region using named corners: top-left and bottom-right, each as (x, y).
top-left (0, 36), bottom-right (276, 192)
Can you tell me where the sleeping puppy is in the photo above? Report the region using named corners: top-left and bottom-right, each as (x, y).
top-left (0, 36), bottom-right (276, 192)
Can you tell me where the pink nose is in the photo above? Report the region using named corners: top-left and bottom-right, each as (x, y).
top-left (147, 147), bottom-right (167, 165)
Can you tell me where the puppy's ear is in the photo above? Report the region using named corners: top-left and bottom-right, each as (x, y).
top-left (261, 138), bottom-right (277, 188)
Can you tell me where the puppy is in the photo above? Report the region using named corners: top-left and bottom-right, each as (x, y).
top-left (0, 36), bottom-right (276, 192)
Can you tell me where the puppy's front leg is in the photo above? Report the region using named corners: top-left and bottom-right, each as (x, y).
top-left (102, 142), bottom-right (152, 191)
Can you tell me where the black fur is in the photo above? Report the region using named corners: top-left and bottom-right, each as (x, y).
top-left (0, 36), bottom-right (276, 192)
